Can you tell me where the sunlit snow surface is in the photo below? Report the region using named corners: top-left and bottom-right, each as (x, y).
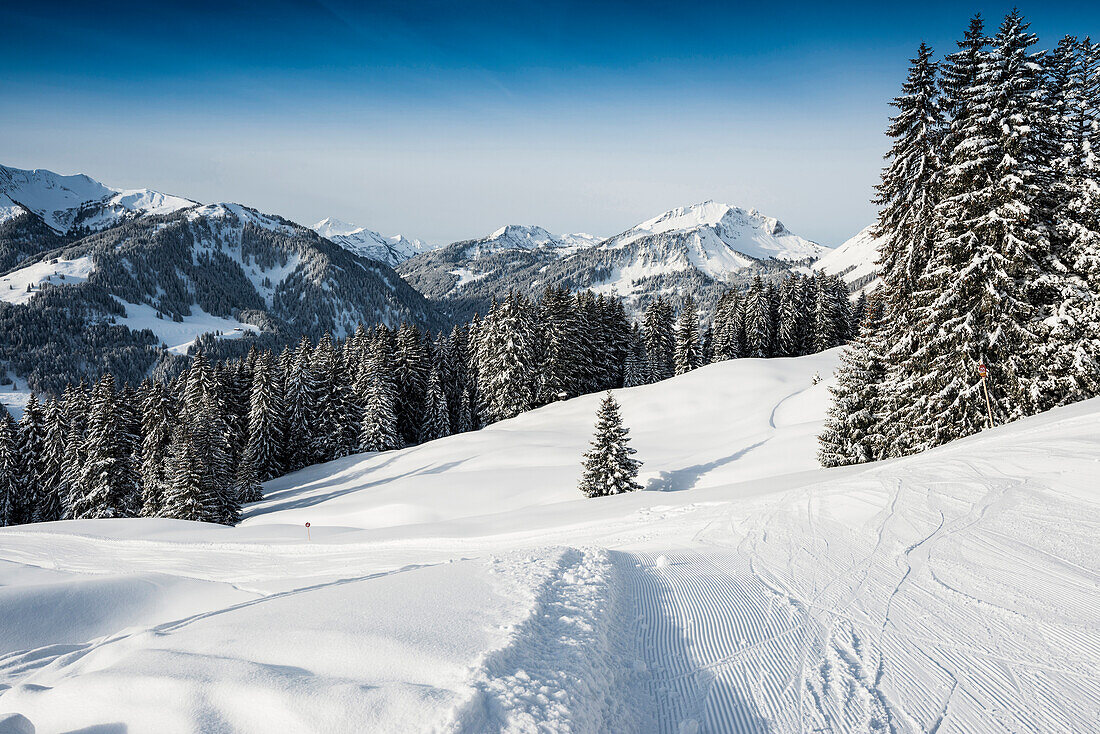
top-left (1, 350), bottom-right (1098, 732)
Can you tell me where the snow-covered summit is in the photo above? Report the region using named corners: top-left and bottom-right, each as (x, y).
top-left (606, 200), bottom-right (827, 263)
top-left (0, 164), bottom-right (196, 233)
top-left (312, 217), bottom-right (435, 267)
top-left (811, 223), bottom-right (884, 295)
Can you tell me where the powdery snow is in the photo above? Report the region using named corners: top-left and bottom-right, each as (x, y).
top-left (0, 350), bottom-right (1097, 732)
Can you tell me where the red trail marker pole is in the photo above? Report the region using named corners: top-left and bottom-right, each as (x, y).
top-left (305, 522), bottom-right (311, 541)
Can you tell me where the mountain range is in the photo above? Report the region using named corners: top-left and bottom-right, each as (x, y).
top-left (0, 162), bottom-right (881, 394)
top-left (397, 200), bottom-right (833, 321)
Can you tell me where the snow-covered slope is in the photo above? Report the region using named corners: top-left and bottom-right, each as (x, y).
top-left (0, 164), bottom-right (195, 234)
top-left (312, 217), bottom-right (437, 267)
top-left (2, 351), bottom-right (1096, 732)
top-left (811, 223), bottom-right (883, 295)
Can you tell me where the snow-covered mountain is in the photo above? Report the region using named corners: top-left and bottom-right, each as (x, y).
top-left (0, 164), bottom-right (195, 234)
top-left (810, 223), bottom-right (883, 295)
top-left (399, 201), bottom-right (830, 323)
top-left (3, 350), bottom-right (1095, 732)
top-left (603, 200), bottom-right (826, 265)
top-left (0, 165), bottom-right (440, 394)
top-left (312, 217), bottom-right (437, 267)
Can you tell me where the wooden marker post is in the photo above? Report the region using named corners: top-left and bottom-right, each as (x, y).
top-left (305, 522), bottom-right (311, 541)
top-left (977, 363), bottom-right (994, 429)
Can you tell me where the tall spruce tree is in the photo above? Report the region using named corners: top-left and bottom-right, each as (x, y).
top-left (674, 296), bottom-right (701, 374)
top-left (71, 374), bottom-right (138, 519)
top-left (578, 392), bottom-right (643, 497)
top-left (0, 410), bottom-right (18, 526)
top-left (642, 297), bottom-right (675, 382)
top-left (243, 351), bottom-right (284, 482)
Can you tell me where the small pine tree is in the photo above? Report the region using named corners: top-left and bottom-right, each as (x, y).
top-left (578, 392), bottom-right (643, 498)
top-left (818, 300), bottom-right (888, 467)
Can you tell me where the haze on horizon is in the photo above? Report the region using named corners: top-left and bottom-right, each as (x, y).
top-left (4, 0), bottom-right (1099, 246)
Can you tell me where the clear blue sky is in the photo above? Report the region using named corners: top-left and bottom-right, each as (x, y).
top-left (3, 1), bottom-right (1098, 245)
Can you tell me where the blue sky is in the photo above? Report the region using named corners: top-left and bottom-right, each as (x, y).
top-left (4, 1), bottom-right (1099, 245)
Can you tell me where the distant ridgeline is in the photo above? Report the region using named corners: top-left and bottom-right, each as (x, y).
top-left (821, 11), bottom-right (1100, 466)
top-left (0, 272), bottom-right (856, 527)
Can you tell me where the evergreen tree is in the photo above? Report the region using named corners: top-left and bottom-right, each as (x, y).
top-left (819, 299), bottom-right (888, 467)
top-left (622, 323), bottom-right (648, 387)
top-left (71, 374), bottom-right (138, 519)
top-left (359, 341), bottom-right (401, 452)
top-left (36, 400), bottom-right (67, 522)
top-left (12, 394), bottom-right (46, 524)
top-left (642, 297), bottom-right (675, 382)
top-left (673, 296), bottom-right (700, 374)
top-left (477, 293), bottom-right (536, 423)
top-left (0, 410), bottom-right (18, 526)
top-left (578, 392), bottom-right (643, 498)
top-left (394, 322), bottom-right (430, 444)
top-left (420, 368), bottom-right (450, 442)
top-left (139, 381), bottom-right (174, 517)
top-left (906, 11), bottom-right (1050, 448)
top-left (161, 425), bottom-right (208, 522)
top-left (744, 276), bottom-right (772, 358)
top-left (243, 352), bottom-right (284, 482)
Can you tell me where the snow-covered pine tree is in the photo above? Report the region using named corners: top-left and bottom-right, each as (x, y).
top-left (477, 292), bottom-right (536, 423)
top-left (243, 351), bottom-right (284, 482)
top-left (12, 394), bottom-right (46, 524)
top-left (711, 289), bottom-right (744, 361)
top-left (578, 392), bottom-right (643, 498)
top-left (139, 381), bottom-right (175, 517)
top-left (674, 296), bottom-right (700, 375)
top-left (59, 382), bottom-right (90, 517)
top-left (160, 424), bottom-right (208, 522)
top-left (0, 409), bottom-right (18, 526)
top-left (442, 324), bottom-right (470, 431)
top-left (420, 368), bottom-right (450, 442)
top-left (1034, 36), bottom-right (1100, 409)
top-left (283, 337), bottom-right (318, 471)
top-left (35, 399), bottom-right (67, 522)
top-left (642, 296), bottom-right (675, 382)
top-left (310, 333), bottom-right (340, 463)
top-left (818, 297), bottom-right (888, 467)
top-left (538, 286), bottom-right (583, 402)
top-left (394, 322), bottom-right (430, 444)
top-left (232, 453), bottom-right (263, 506)
top-left (811, 273), bottom-right (848, 353)
top-left (71, 374), bottom-right (138, 519)
top-left (906, 11), bottom-right (1051, 450)
top-left (777, 274), bottom-right (807, 357)
top-left (359, 338), bottom-right (401, 452)
top-left (622, 323), bottom-right (648, 387)
top-left (744, 276), bottom-right (772, 358)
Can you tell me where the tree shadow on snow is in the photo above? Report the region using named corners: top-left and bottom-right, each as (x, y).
top-left (243, 455), bottom-right (470, 519)
top-left (644, 440), bottom-right (770, 493)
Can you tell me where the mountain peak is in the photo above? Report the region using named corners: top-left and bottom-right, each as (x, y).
top-left (0, 163), bottom-right (195, 233)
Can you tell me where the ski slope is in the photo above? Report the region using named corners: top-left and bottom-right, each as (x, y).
top-left (1, 351), bottom-right (1098, 733)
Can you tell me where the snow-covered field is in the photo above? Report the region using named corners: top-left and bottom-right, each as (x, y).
top-left (1, 350), bottom-right (1097, 733)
